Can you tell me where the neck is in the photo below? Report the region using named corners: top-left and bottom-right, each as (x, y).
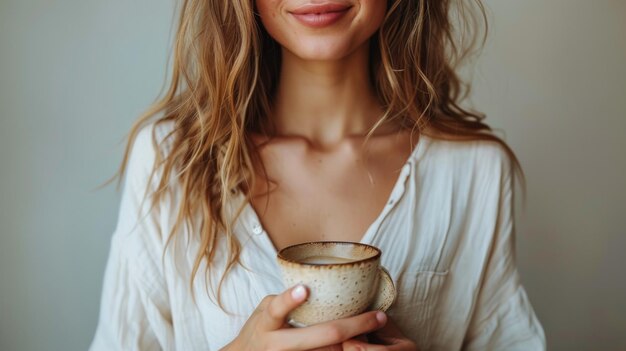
top-left (270, 42), bottom-right (387, 147)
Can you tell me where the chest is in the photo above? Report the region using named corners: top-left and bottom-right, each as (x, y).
top-left (249, 140), bottom-right (412, 250)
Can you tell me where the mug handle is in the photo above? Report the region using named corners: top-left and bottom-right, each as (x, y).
top-left (370, 266), bottom-right (396, 312)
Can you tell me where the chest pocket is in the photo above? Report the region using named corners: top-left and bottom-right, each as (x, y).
top-left (388, 269), bottom-right (449, 350)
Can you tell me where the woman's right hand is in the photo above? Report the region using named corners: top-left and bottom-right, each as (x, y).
top-left (221, 284), bottom-right (388, 351)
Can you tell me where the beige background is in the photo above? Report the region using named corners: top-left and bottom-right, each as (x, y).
top-left (0, 0), bottom-right (624, 350)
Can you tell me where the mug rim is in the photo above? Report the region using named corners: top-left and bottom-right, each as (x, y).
top-left (277, 241), bottom-right (381, 267)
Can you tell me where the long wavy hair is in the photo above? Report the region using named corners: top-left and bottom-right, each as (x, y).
top-left (118, 0), bottom-right (522, 307)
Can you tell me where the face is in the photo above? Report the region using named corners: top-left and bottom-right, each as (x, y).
top-left (255, 0), bottom-right (388, 61)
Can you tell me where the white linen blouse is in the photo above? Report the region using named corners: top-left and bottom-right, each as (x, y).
top-left (90, 124), bottom-right (545, 350)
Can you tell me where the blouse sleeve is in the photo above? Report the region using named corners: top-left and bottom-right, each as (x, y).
top-left (90, 127), bottom-right (175, 351)
top-left (463, 158), bottom-right (546, 350)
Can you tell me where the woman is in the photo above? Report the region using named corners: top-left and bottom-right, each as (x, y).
top-left (91, 0), bottom-right (545, 350)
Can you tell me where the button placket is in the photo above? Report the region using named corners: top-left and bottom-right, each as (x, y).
top-left (387, 163), bottom-right (411, 207)
top-left (252, 222), bottom-right (264, 235)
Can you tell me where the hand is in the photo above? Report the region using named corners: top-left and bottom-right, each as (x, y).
top-left (342, 317), bottom-right (418, 351)
top-left (221, 285), bottom-right (388, 351)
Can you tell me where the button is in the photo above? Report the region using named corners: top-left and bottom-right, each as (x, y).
top-left (252, 223), bottom-right (263, 235)
top-left (388, 199), bottom-right (395, 205)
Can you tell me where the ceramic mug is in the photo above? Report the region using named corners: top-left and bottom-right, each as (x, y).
top-left (277, 241), bottom-right (396, 327)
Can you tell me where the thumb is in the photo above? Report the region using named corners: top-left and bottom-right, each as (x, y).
top-left (261, 284), bottom-right (308, 330)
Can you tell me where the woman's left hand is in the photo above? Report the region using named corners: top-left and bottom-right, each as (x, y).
top-left (341, 317), bottom-right (418, 351)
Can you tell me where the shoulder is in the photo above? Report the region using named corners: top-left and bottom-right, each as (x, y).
top-left (124, 121), bottom-right (176, 187)
top-left (113, 122), bottom-right (177, 270)
top-left (117, 120), bottom-right (176, 234)
top-left (127, 121), bottom-right (175, 170)
top-left (423, 134), bottom-right (510, 161)
top-left (417, 136), bottom-right (515, 187)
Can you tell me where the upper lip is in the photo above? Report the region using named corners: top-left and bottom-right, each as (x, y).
top-left (289, 2), bottom-right (353, 15)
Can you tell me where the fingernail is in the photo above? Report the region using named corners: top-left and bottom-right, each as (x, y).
top-left (291, 285), bottom-right (307, 300)
top-left (376, 311), bottom-right (387, 324)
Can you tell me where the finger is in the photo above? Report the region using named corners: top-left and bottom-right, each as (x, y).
top-left (261, 284), bottom-right (308, 330)
top-left (344, 338), bottom-right (417, 351)
top-left (368, 318), bottom-right (418, 349)
top-left (308, 345), bottom-right (343, 351)
top-left (342, 338), bottom-right (388, 351)
top-left (376, 317), bottom-right (405, 338)
top-left (271, 310), bottom-right (387, 350)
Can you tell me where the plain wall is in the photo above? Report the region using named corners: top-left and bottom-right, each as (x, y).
top-left (0, 1), bottom-right (624, 350)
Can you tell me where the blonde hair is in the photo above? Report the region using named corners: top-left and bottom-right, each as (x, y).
top-left (118, 0), bottom-right (521, 307)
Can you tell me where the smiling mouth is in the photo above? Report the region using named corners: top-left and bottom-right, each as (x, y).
top-left (289, 3), bottom-right (353, 28)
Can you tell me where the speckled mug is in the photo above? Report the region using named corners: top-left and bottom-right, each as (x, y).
top-left (277, 241), bottom-right (396, 327)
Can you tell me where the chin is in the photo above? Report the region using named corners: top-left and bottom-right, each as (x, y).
top-left (285, 38), bottom-right (359, 62)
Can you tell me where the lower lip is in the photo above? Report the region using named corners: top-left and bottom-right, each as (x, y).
top-left (290, 9), bottom-right (351, 28)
